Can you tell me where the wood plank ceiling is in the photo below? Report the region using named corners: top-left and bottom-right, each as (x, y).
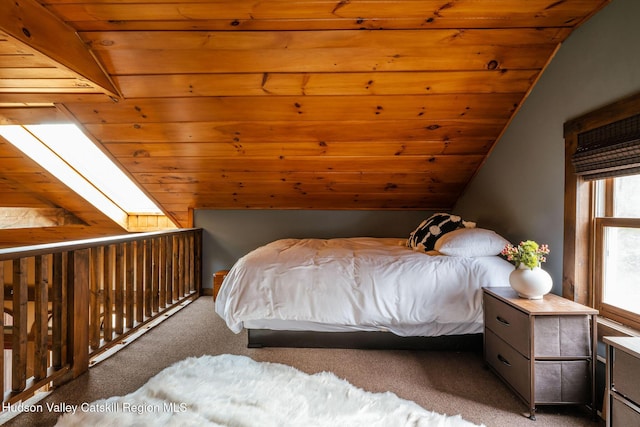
top-left (0, 0), bottom-right (610, 246)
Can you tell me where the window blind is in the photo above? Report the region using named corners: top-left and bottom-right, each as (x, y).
top-left (572, 113), bottom-right (640, 180)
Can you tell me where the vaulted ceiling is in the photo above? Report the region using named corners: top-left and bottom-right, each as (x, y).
top-left (0, 0), bottom-right (610, 247)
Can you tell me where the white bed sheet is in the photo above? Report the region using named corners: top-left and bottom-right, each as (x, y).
top-left (215, 237), bottom-right (514, 337)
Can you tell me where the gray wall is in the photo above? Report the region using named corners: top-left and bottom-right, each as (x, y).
top-left (454, 0), bottom-right (640, 295)
top-left (195, 209), bottom-right (434, 289)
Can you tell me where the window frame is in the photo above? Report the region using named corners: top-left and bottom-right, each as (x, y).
top-left (593, 215), bottom-right (640, 331)
top-left (563, 91), bottom-right (640, 332)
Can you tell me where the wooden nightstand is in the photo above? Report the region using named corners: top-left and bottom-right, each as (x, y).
top-left (212, 269), bottom-right (229, 301)
top-left (482, 287), bottom-right (598, 420)
top-left (604, 336), bottom-right (640, 427)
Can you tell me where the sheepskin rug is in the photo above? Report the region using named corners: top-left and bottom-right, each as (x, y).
top-left (56, 354), bottom-right (483, 427)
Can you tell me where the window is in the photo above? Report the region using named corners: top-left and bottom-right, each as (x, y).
top-left (0, 123), bottom-right (165, 229)
top-left (564, 93), bottom-right (640, 332)
top-left (593, 175), bottom-right (640, 330)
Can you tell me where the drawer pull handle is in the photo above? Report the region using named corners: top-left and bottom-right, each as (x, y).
top-left (496, 316), bottom-right (510, 326)
top-left (497, 354), bottom-right (511, 367)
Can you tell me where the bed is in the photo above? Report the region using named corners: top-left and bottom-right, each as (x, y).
top-left (214, 214), bottom-right (515, 349)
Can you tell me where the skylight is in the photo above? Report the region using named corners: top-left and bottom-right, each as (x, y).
top-left (0, 124), bottom-right (162, 226)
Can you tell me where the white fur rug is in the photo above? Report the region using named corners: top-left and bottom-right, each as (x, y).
top-left (56, 354), bottom-right (483, 427)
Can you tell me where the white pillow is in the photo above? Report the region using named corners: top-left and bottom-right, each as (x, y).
top-left (434, 228), bottom-right (510, 257)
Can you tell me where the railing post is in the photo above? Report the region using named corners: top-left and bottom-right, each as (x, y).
top-left (177, 235), bottom-right (185, 298)
top-left (158, 237), bottom-right (165, 310)
top-left (114, 244), bottom-right (124, 335)
top-left (125, 241), bottom-right (134, 330)
top-left (195, 229), bottom-right (202, 294)
top-left (164, 236), bottom-right (172, 306)
top-left (135, 240), bottom-right (144, 323)
top-left (33, 255), bottom-right (49, 380)
top-left (103, 246), bottom-right (113, 342)
top-left (0, 261), bottom-right (4, 394)
top-left (172, 235), bottom-right (180, 301)
top-left (89, 247), bottom-right (101, 350)
top-left (51, 253), bottom-right (63, 370)
top-left (151, 238), bottom-right (162, 313)
top-left (146, 238), bottom-right (155, 316)
top-left (186, 234), bottom-right (193, 294)
top-left (69, 249), bottom-right (90, 378)
top-left (12, 258), bottom-right (28, 392)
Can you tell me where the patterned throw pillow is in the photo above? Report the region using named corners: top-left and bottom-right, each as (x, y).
top-left (407, 213), bottom-right (476, 252)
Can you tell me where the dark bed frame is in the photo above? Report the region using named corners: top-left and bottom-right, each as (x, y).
top-left (247, 329), bottom-right (483, 351)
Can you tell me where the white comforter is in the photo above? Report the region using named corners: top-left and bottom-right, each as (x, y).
top-left (215, 237), bottom-right (514, 337)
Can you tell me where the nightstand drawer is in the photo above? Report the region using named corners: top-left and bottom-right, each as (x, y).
top-left (611, 394), bottom-right (640, 427)
top-left (612, 347), bottom-right (640, 405)
top-left (535, 360), bottom-right (589, 403)
top-left (485, 329), bottom-right (531, 402)
top-left (533, 315), bottom-right (591, 357)
top-left (484, 293), bottom-right (530, 356)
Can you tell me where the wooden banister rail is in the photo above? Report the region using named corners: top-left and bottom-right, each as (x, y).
top-left (0, 228), bottom-right (202, 406)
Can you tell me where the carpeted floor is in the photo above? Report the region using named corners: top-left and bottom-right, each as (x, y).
top-left (4, 297), bottom-right (604, 427)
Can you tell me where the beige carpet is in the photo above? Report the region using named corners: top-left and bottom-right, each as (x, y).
top-left (4, 297), bottom-right (603, 427)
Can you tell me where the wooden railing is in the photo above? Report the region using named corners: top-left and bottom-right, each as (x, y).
top-left (0, 228), bottom-right (202, 405)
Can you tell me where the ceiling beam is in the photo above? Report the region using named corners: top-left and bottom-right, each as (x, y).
top-left (0, 0), bottom-right (120, 99)
top-left (0, 207), bottom-right (86, 229)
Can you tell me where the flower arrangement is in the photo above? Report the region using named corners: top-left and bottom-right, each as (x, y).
top-left (501, 240), bottom-right (550, 269)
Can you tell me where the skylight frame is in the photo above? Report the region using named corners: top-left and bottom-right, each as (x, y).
top-left (0, 123), bottom-right (163, 227)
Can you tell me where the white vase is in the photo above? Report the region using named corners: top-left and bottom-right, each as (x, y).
top-left (509, 264), bottom-right (552, 299)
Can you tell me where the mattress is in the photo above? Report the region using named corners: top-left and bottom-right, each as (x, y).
top-left (215, 237), bottom-right (514, 337)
